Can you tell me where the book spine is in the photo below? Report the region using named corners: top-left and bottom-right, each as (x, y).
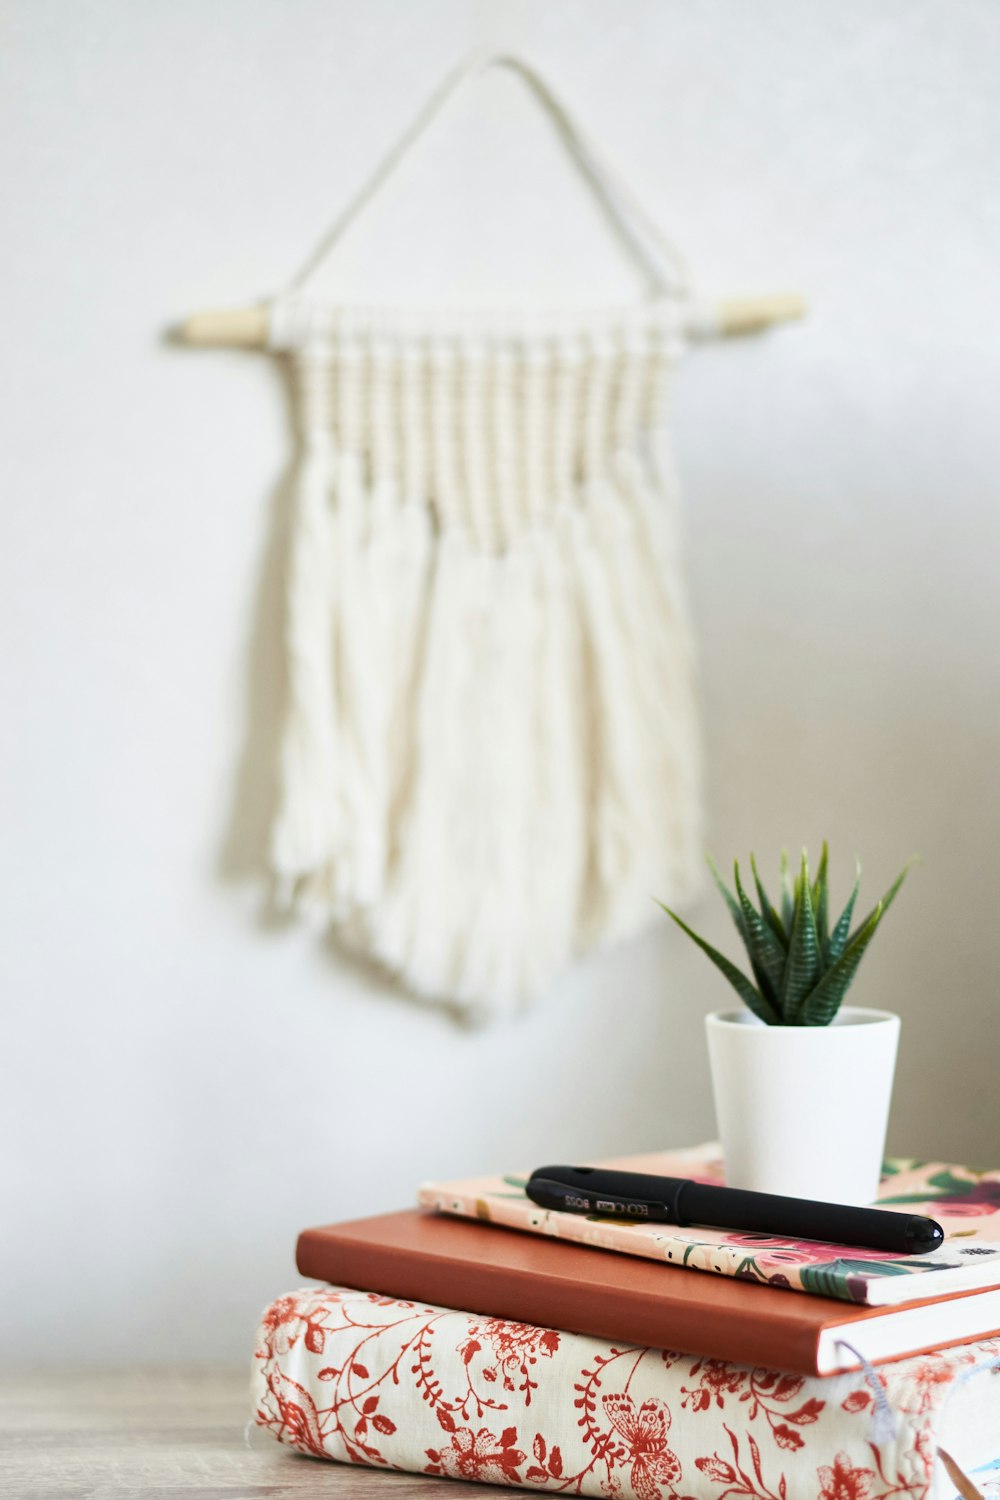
top-left (252, 1286), bottom-right (977, 1497)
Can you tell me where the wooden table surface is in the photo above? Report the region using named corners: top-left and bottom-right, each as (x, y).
top-left (0, 1368), bottom-right (486, 1499)
top-left (2, 1368), bottom-right (985, 1500)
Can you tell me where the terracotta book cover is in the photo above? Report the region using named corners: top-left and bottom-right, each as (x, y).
top-left (295, 1209), bottom-right (1000, 1377)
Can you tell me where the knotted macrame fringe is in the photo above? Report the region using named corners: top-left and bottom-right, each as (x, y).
top-left (268, 298), bottom-right (701, 1016)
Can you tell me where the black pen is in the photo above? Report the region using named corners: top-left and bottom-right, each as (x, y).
top-left (526, 1165), bottom-right (945, 1255)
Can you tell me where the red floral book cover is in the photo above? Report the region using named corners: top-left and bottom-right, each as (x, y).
top-left (252, 1285), bottom-right (1000, 1499)
top-left (419, 1144), bottom-right (1000, 1308)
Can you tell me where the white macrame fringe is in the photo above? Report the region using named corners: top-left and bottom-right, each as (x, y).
top-left (269, 298), bottom-right (702, 1016)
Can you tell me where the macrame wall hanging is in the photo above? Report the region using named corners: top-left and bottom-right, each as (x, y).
top-left (182, 50), bottom-right (803, 1019)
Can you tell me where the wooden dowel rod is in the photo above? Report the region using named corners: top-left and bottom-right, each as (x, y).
top-left (715, 293), bottom-right (806, 336)
top-left (179, 305), bottom-right (271, 347)
top-left (175, 293), bottom-right (806, 348)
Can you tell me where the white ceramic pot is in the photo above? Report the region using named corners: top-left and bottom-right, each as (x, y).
top-left (705, 1006), bottom-right (900, 1204)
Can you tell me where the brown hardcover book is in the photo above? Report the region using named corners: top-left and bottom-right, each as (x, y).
top-left (296, 1209), bottom-right (1000, 1377)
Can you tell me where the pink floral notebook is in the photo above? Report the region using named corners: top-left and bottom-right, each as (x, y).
top-left (418, 1143), bottom-right (1000, 1308)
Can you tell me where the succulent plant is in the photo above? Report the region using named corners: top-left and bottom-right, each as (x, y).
top-left (658, 844), bottom-right (912, 1026)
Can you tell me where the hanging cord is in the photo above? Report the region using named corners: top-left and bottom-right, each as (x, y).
top-left (837, 1340), bottom-right (1000, 1497)
top-left (835, 1340), bottom-right (900, 1445)
top-left (286, 46), bottom-right (691, 303)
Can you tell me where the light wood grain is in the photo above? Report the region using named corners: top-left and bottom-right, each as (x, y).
top-left (0, 1368), bottom-right (486, 1499)
top-left (3, 1368), bottom-right (985, 1499)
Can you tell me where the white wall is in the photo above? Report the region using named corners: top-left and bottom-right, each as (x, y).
top-left (3, 0), bottom-right (999, 1363)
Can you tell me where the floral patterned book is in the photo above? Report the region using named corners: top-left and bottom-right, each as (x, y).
top-left (418, 1144), bottom-right (1000, 1308)
top-left (253, 1285), bottom-right (1000, 1499)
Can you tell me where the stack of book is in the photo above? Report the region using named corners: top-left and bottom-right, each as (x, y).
top-left (252, 1145), bottom-right (1000, 1498)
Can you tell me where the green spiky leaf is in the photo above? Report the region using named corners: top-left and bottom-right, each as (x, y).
top-left (733, 861), bottom-right (787, 1007)
top-left (706, 854), bottom-right (746, 941)
top-left (828, 860), bottom-right (862, 964)
top-left (779, 849), bottom-right (794, 932)
top-left (750, 853), bottom-right (788, 948)
top-left (813, 841), bottom-right (830, 955)
top-left (779, 852), bottom-right (821, 1023)
top-left (656, 901), bottom-right (780, 1026)
top-left (799, 904), bottom-right (885, 1025)
top-left (847, 859), bottom-right (915, 950)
